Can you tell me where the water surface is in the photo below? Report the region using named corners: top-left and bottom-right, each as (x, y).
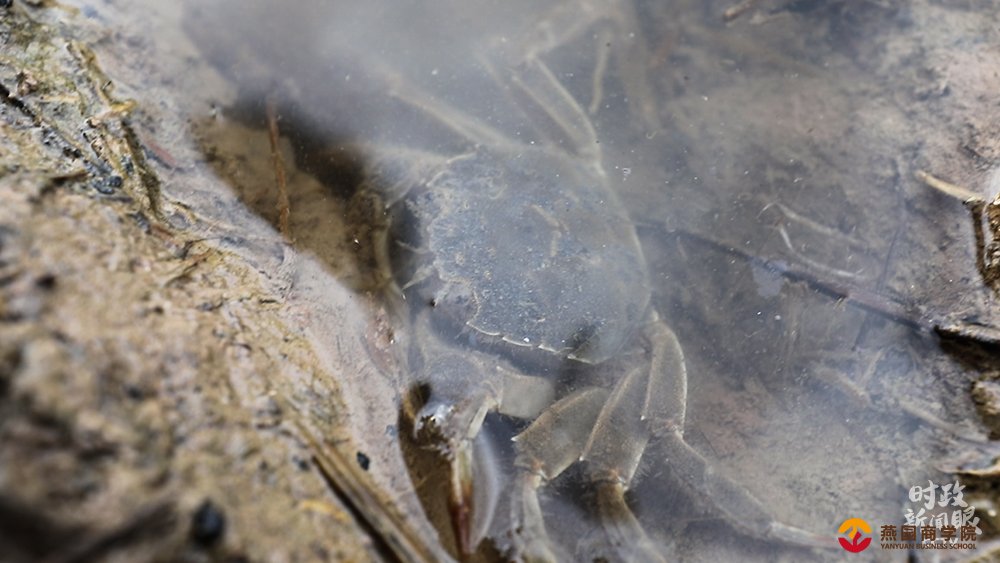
top-left (61, 0), bottom-right (1000, 560)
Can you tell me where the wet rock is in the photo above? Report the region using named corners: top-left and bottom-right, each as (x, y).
top-left (973, 380), bottom-right (1000, 439)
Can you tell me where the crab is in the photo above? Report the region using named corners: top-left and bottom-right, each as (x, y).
top-left (340, 4), bottom-right (834, 561)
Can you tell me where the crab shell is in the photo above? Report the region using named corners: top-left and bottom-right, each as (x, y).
top-left (389, 146), bottom-right (651, 371)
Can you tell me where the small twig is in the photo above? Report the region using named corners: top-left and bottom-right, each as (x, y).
top-left (917, 170), bottom-right (995, 288)
top-left (286, 411), bottom-right (442, 563)
top-left (916, 169), bottom-right (984, 205)
top-left (266, 96), bottom-right (292, 241)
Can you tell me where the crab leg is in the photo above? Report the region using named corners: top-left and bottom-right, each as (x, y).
top-left (653, 429), bottom-right (834, 548)
top-left (357, 56), bottom-right (514, 149)
top-left (633, 321), bottom-right (832, 548)
top-left (488, 0), bottom-right (661, 130)
top-left (509, 365), bottom-right (666, 562)
top-left (510, 319), bottom-right (834, 561)
top-left (581, 363), bottom-right (667, 562)
top-left (506, 324), bottom-right (677, 560)
top-left (420, 373), bottom-right (554, 554)
top-left (510, 387), bottom-right (610, 561)
top-left (635, 321), bottom-right (833, 549)
top-left (409, 318), bottom-right (558, 554)
top-left (329, 1), bottom-right (661, 188)
top-left (500, 57), bottom-right (604, 168)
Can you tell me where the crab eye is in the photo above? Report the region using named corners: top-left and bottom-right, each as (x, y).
top-left (568, 324), bottom-right (599, 356)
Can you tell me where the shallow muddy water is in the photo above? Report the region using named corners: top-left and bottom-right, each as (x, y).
top-left (52, 0), bottom-right (1000, 560)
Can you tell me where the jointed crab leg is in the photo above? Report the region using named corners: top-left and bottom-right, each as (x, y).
top-left (509, 320), bottom-right (833, 561)
top-left (502, 57), bottom-right (604, 169)
top-left (488, 0), bottom-right (661, 130)
top-left (408, 308), bottom-right (560, 554)
top-left (654, 430), bottom-right (834, 548)
top-left (359, 55), bottom-right (514, 150)
top-left (511, 388), bottom-right (610, 561)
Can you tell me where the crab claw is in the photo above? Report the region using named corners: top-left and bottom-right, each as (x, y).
top-left (410, 349), bottom-right (555, 554)
top-left (412, 401), bottom-right (478, 552)
top-left (414, 383), bottom-right (502, 555)
top-left (434, 427), bottom-right (502, 555)
top-left (448, 440), bottom-right (476, 553)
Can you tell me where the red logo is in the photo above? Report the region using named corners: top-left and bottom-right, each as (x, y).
top-left (838, 518), bottom-right (872, 553)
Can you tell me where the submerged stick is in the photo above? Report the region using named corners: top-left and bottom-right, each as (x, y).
top-left (916, 169), bottom-right (984, 205)
top-left (266, 96), bottom-right (292, 241)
